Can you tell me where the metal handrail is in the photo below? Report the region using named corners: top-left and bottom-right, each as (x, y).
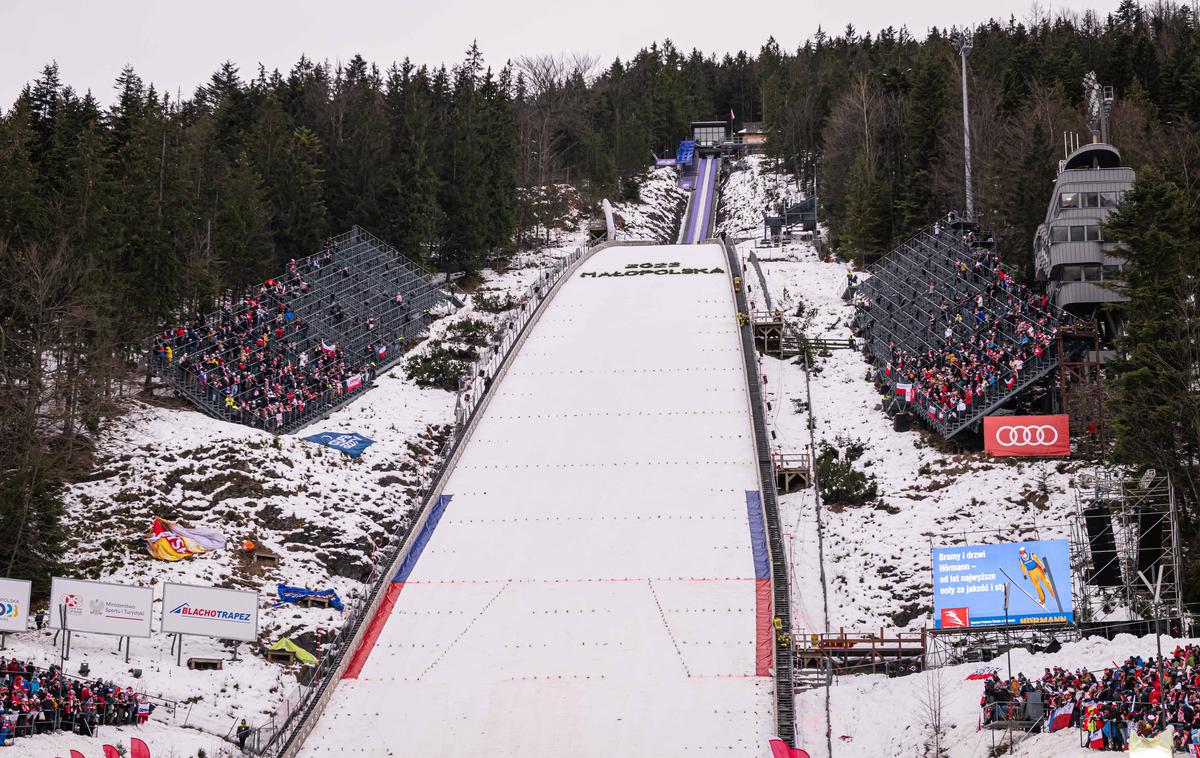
top-left (723, 236), bottom-right (797, 745)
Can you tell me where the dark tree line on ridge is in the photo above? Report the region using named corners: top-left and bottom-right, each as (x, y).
top-left (1, 3), bottom-right (1198, 600)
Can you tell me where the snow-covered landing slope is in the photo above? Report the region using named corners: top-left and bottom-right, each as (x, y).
top-left (300, 244), bottom-right (773, 757)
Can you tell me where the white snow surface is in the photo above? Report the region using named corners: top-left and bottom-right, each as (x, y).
top-left (300, 243), bottom-right (774, 757)
top-left (0, 240), bottom-right (588, 757)
top-left (718, 155), bottom-right (800, 239)
top-left (719, 158), bottom-right (1126, 757)
top-left (611, 167), bottom-right (687, 242)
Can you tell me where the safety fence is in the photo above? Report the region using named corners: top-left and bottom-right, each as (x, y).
top-left (722, 236), bottom-right (797, 745)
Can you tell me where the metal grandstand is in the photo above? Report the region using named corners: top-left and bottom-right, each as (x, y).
top-left (149, 226), bottom-right (457, 434)
top-left (853, 219), bottom-right (1069, 439)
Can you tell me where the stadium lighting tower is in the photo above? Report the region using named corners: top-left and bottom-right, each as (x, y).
top-left (955, 32), bottom-right (975, 221)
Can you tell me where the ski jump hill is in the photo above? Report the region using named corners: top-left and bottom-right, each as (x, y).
top-left (297, 240), bottom-right (777, 756)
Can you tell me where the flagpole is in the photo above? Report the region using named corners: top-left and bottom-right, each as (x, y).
top-left (1003, 583), bottom-right (1011, 683)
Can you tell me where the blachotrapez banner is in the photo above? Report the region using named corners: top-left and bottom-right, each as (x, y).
top-left (0, 578), bottom-right (31, 633)
top-left (932, 539), bottom-right (1074, 628)
top-left (49, 577), bottom-right (153, 638)
top-left (161, 583), bottom-right (259, 641)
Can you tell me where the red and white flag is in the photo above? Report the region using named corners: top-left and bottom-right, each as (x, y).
top-left (346, 374), bottom-right (363, 392)
top-left (1046, 703), bottom-right (1072, 732)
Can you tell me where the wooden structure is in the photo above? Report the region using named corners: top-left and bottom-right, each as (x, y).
top-left (793, 627), bottom-right (927, 675)
top-left (264, 648), bottom-right (296, 665)
top-left (773, 451), bottom-right (811, 493)
top-left (751, 311), bottom-right (856, 360)
top-left (251, 545), bottom-right (280, 566)
top-left (186, 657), bottom-right (224, 671)
top-left (752, 311), bottom-right (786, 355)
top-left (298, 594), bottom-right (332, 609)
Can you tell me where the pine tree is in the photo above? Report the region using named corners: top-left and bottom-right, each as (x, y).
top-left (1105, 167), bottom-right (1200, 510)
top-left (438, 45), bottom-right (489, 273)
top-left (382, 61), bottom-right (440, 261)
top-left (214, 152), bottom-right (275, 292)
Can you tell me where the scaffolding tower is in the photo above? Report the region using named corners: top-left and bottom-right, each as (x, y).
top-left (1069, 469), bottom-right (1185, 630)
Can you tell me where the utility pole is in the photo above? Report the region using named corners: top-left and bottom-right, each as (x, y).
top-left (955, 33), bottom-right (975, 221)
top-left (1137, 565), bottom-right (1166, 719)
top-left (1003, 583), bottom-right (1012, 681)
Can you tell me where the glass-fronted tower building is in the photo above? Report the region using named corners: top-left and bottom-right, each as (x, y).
top-left (1033, 142), bottom-right (1132, 348)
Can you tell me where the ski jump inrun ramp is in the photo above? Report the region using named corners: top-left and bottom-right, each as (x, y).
top-left (679, 154), bottom-right (720, 244)
top-left (300, 242), bottom-right (774, 756)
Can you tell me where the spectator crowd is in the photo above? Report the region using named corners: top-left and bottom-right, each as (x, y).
top-left (858, 221), bottom-right (1061, 428)
top-left (1, 657), bottom-right (152, 744)
top-left (980, 644), bottom-right (1200, 752)
top-left (152, 239), bottom-right (427, 432)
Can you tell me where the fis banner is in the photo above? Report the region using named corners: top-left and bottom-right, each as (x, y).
top-left (303, 431), bottom-right (376, 458)
top-left (932, 539), bottom-right (1073, 628)
top-left (49, 577), bottom-right (153, 638)
top-left (984, 415), bottom-right (1070, 457)
top-left (161, 583), bottom-right (259, 642)
top-left (0, 577), bottom-right (31, 633)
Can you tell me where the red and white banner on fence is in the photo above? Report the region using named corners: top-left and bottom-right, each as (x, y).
top-left (983, 415), bottom-right (1070, 457)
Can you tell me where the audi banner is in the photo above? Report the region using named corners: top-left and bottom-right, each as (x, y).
top-left (984, 415), bottom-right (1070, 457)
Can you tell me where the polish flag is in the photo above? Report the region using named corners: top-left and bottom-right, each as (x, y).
top-left (1046, 703), bottom-right (1073, 732)
top-left (346, 374), bottom-right (363, 392)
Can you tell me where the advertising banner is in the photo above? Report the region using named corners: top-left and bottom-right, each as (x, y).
top-left (303, 431), bottom-right (375, 459)
top-left (932, 539), bottom-right (1074, 628)
top-left (161, 583), bottom-right (258, 642)
top-left (49, 578), bottom-right (153, 638)
top-left (984, 414), bottom-right (1070, 457)
top-left (0, 577), bottom-right (31, 633)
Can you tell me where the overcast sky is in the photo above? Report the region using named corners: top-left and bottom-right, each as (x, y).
top-left (2, 0), bottom-right (1125, 106)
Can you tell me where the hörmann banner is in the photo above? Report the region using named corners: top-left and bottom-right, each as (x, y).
top-left (49, 577), bottom-right (153, 638)
top-left (932, 540), bottom-right (1074, 628)
top-left (0, 577), bottom-right (31, 633)
top-left (161, 583), bottom-right (258, 642)
top-left (983, 414), bottom-right (1070, 457)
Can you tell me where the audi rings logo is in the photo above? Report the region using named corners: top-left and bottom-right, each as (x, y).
top-left (995, 425), bottom-right (1059, 446)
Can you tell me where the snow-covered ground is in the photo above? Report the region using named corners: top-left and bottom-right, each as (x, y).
top-left (747, 243), bottom-right (1079, 635)
top-left (611, 167), bottom-right (687, 242)
top-left (719, 154), bottom-right (801, 239)
top-left (300, 242), bottom-right (773, 757)
top-left (717, 155), bottom-right (1148, 758)
top-left (0, 236), bottom-right (590, 757)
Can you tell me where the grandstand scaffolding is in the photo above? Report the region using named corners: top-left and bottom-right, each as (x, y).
top-left (853, 219), bottom-right (1067, 439)
top-left (149, 226), bottom-right (456, 434)
top-left (1069, 470), bottom-right (1185, 632)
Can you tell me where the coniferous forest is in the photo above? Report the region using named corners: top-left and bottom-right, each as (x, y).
top-left (1, 1), bottom-right (1198, 590)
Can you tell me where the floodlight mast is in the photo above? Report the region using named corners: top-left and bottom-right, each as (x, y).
top-left (956, 33), bottom-right (975, 221)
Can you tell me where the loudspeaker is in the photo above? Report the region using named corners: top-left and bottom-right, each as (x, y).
top-left (894, 412), bottom-right (911, 433)
top-left (1084, 505), bottom-right (1122, 587)
top-left (1136, 509), bottom-right (1165, 576)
